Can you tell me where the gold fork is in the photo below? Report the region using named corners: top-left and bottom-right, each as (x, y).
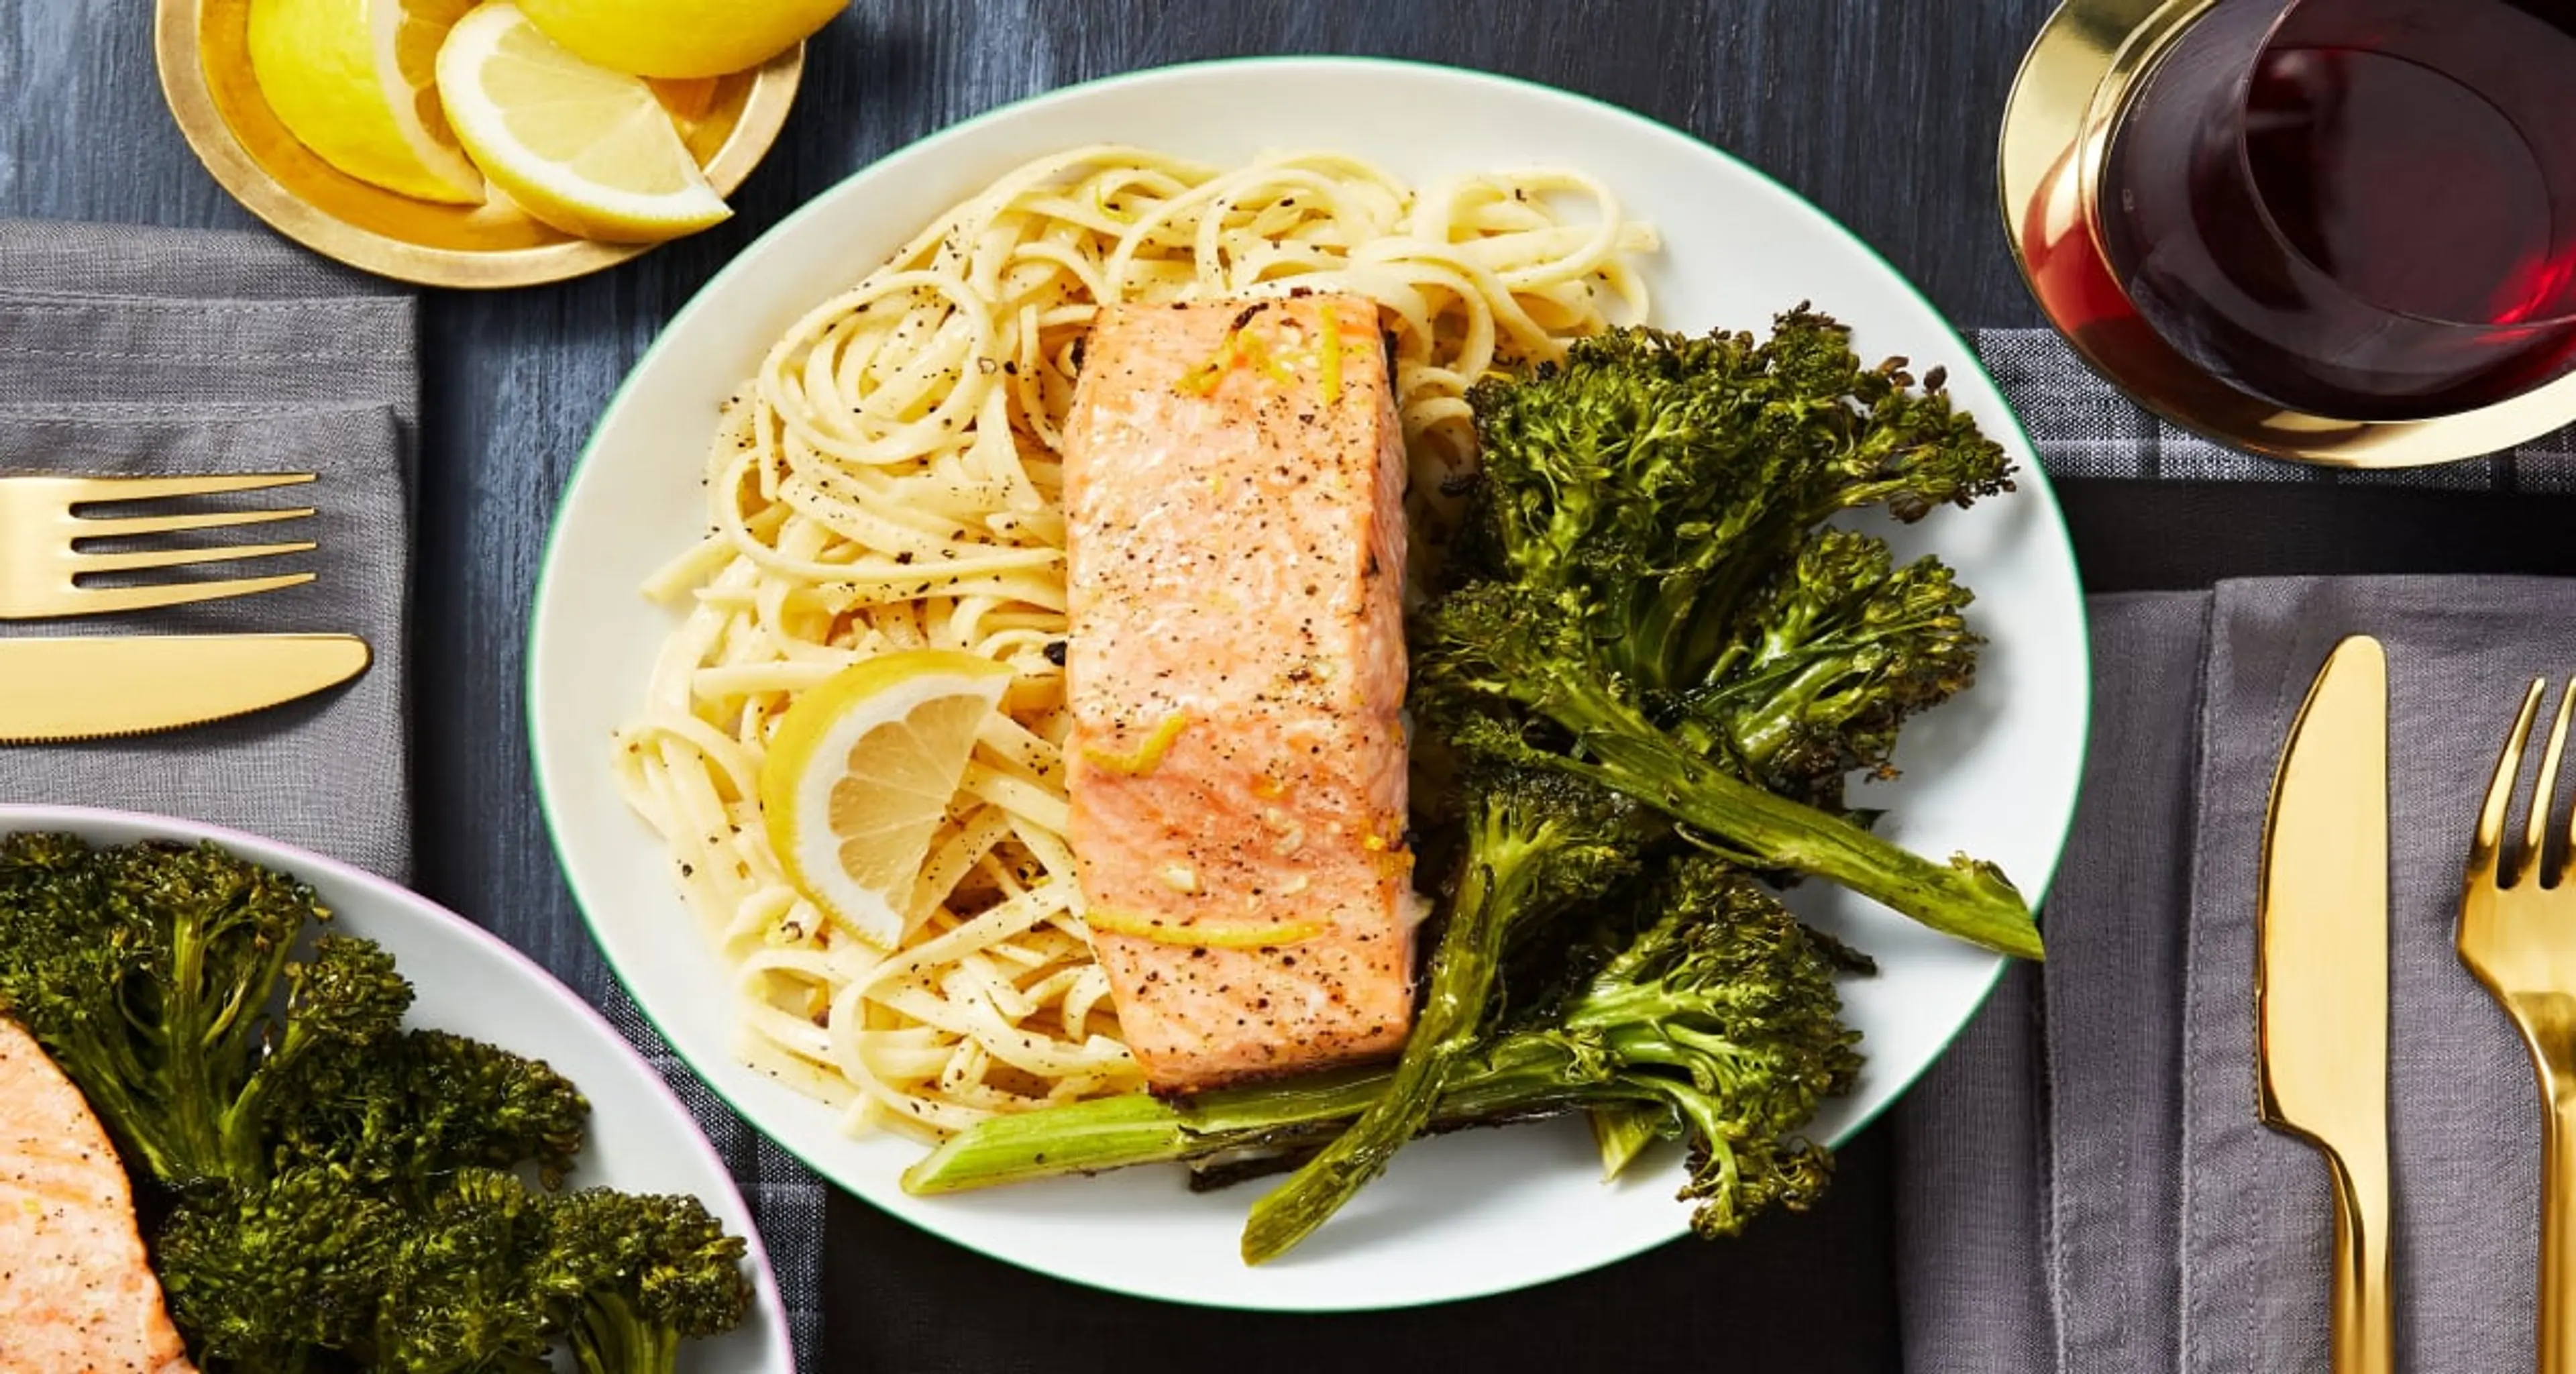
top-left (2463, 676), bottom-right (2576, 1374)
top-left (0, 473), bottom-right (318, 619)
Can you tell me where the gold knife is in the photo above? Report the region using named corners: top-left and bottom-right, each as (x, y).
top-left (2256, 634), bottom-right (2393, 1374)
top-left (0, 635), bottom-right (370, 743)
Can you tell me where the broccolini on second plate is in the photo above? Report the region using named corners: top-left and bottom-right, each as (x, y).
top-left (0, 833), bottom-right (755, 1373)
top-left (0, 833), bottom-right (413, 1189)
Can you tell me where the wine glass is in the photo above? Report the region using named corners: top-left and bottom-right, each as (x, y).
top-left (2085, 0), bottom-right (2576, 422)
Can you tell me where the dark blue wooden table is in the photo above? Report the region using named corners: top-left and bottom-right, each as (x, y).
top-left (4, 3), bottom-right (2089, 1368)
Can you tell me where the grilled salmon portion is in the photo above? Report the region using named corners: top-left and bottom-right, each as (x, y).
top-left (0, 1016), bottom-right (196, 1374)
top-left (1064, 296), bottom-right (1419, 1093)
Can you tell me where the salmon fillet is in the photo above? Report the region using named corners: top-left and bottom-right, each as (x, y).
top-left (0, 1016), bottom-right (196, 1374)
top-left (1063, 295), bottom-right (1419, 1093)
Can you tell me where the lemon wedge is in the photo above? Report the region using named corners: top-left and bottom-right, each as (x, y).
top-left (518, 0), bottom-right (848, 79)
top-left (759, 651), bottom-right (1014, 949)
top-left (246, 0), bottom-right (484, 203)
top-left (433, 3), bottom-right (731, 242)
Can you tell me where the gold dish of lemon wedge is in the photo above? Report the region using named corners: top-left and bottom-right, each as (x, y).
top-left (156, 0), bottom-right (804, 288)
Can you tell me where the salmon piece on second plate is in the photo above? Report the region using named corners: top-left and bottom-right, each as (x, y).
top-left (0, 1015), bottom-right (197, 1374)
top-left (1063, 295), bottom-right (1420, 1094)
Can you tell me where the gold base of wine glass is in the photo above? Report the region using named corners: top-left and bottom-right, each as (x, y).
top-left (154, 0), bottom-right (802, 290)
top-left (2000, 0), bottom-right (2576, 468)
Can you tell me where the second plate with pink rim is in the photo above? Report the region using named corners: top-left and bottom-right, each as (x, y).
top-left (526, 55), bottom-right (2092, 1310)
top-left (0, 804), bottom-right (795, 1374)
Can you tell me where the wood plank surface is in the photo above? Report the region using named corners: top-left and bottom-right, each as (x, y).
top-left (0, 2), bottom-right (2071, 1368)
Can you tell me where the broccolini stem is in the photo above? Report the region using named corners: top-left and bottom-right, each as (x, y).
top-left (1238, 829), bottom-right (1539, 1263)
top-left (902, 1051), bottom-right (1632, 1196)
top-left (1587, 1104), bottom-right (1666, 1181)
top-left (1542, 680), bottom-right (2041, 959)
top-left (210, 917), bottom-right (305, 1183)
top-left (571, 1290), bottom-right (678, 1374)
top-left (160, 903), bottom-right (229, 1183)
top-left (902, 1069), bottom-right (1396, 1194)
top-left (1582, 733), bottom-right (2037, 957)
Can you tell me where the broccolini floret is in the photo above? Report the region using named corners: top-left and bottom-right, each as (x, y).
top-left (1527, 859), bottom-right (1870, 1237)
top-left (270, 1028), bottom-right (592, 1192)
top-left (1419, 314), bottom-right (2038, 957)
top-left (0, 834), bottom-right (413, 1187)
top-left (156, 1164), bottom-right (400, 1374)
top-left (1692, 526), bottom-right (1982, 812)
top-left (533, 1189), bottom-right (755, 1374)
top-left (368, 1168), bottom-right (557, 1374)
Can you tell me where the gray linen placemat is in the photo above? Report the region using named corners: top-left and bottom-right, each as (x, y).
top-left (2180, 580), bottom-right (2544, 1373)
top-left (0, 403), bottom-right (412, 875)
top-left (1894, 575), bottom-right (2576, 1373)
top-left (1896, 327), bottom-right (2576, 1373)
top-left (0, 222), bottom-right (415, 878)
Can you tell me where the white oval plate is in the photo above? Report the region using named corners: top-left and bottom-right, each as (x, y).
top-left (0, 805), bottom-right (794, 1373)
top-left (529, 56), bottom-right (2090, 1311)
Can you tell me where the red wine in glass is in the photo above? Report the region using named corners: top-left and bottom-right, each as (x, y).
top-left (2096, 0), bottom-right (2576, 421)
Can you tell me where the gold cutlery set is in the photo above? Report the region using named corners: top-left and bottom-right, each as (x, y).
top-left (0, 472), bottom-right (368, 742)
top-left (2263, 638), bottom-right (2576, 1373)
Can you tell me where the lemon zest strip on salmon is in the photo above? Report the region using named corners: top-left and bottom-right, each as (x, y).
top-left (1080, 710), bottom-right (1192, 776)
top-left (1234, 327), bottom-right (1299, 386)
top-left (1083, 907), bottom-right (1329, 949)
top-left (1318, 303), bottom-right (1344, 404)
top-left (1179, 333), bottom-right (1238, 395)
top-left (1178, 317), bottom-right (1309, 396)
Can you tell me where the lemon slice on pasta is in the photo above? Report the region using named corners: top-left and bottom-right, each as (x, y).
top-left (433, 3), bottom-right (731, 242)
top-left (760, 651), bottom-right (1012, 948)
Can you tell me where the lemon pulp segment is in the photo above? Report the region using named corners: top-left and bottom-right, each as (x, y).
top-left (434, 3), bottom-right (731, 242)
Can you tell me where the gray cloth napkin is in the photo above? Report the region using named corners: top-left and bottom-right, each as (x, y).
top-left (0, 219), bottom-right (416, 878)
top-left (1894, 578), bottom-right (2576, 1373)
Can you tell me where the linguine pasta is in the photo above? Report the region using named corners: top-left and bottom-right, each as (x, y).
top-left (614, 144), bottom-right (1656, 1139)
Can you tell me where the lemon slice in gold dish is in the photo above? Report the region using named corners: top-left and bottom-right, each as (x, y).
top-left (245, 0), bottom-right (482, 203)
top-left (519, 0), bottom-right (849, 78)
top-left (435, 2), bottom-right (732, 243)
top-left (759, 651), bottom-right (1014, 950)
top-left (154, 0), bottom-right (803, 286)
